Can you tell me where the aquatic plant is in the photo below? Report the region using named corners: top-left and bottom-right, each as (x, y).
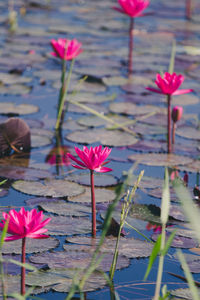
top-left (113, 0), bottom-right (150, 75)
top-left (50, 38), bottom-right (83, 130)
top-left (68, 145), bottom-right (112, 237)
top-left (171, 106), bottom-right (183, 145)
top-left (0, 208), bottom-right (51, 295)
top-left (146, 72), bottom-right (192, 153)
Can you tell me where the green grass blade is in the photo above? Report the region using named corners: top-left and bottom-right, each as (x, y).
top-left (144, 234), bottom-right (162, 280)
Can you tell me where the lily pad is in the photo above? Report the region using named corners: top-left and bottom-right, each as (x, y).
top-left (69, 92), bottom-right (115, 104)
top-left (151, 233), bottom-right (197, 249)
top-left (45, 215), bottom-right (92, 236)
top-left (176, 126), bottom-right (200, 140)
top-left (12, 179), bottom-right (85, 198)
top-left (69, 186), bottom-right (116, 203)
top-left (66, 128), bottom-right (138, 146)
top-left (0, 165), bottom-right (52, 180)
top-left (171, 288), bottom-right (200, 299)
top-left (128, 153), bottom-right (193, 166)
top-left (0, 103), bottom-right (38, 115)
top-left (109, 102), bottom-right (163, 116)
top-left (38, 200), bottom-right (91, 217)
top-left (66, 173), bottom-right (118, 187)
top-left (77, 114), bottom-right (131, 128)
top-left (2, 237), bottom-right (59, 254)
top-left (66, 236), bottom-right (153, 258)
top-left (29, 248), bottom-right (130, 271)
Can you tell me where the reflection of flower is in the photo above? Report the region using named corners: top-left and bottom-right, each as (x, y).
top-left (68, 145), bottom-right (112, 237)
top-left (146, 222), bottom-right (162, 233)
top-left (0, 207), bottom-right (51, 295)
top-left (51, 38), bottom-right (83, 61)
top-left (146, 72), bottom-right (192, 96)
top-left (46, 145), bottom-right (71, 167)
top-left (67, 146), bottom-right (112, 173)
top-left (113, 0), bottom-right (150, 18)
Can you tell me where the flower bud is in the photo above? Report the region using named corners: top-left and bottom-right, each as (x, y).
top-left (171, 106), bottom-right (183, 123)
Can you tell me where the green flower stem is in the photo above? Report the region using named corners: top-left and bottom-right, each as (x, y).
top-left (90, 170), bottom-right (96, 237)
top-left (153, 224), bottom-right (166, 300)
top-left (167, 94), bottom-right (172, 154)
top-left (55, 58), bottom-right (75, 130)
top-left (21, 237), bottom-right (26, 296)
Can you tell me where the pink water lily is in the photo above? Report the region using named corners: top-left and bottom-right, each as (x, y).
top-left (0, 207), bottom-right (51, 241)
top-left (68, 146), bottom-right (112, 237)
top-left (0, 207), bottom-right (51, 296)
top-left (67, 145), bottom-right (112, 173)
top-left (51, 38), bottom-right (83, 60)
top-left (113, 0), bottom-right (150, 18)
top-left (146, 72), bottom-right (193, 96)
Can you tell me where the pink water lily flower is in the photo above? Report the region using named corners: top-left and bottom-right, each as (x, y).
top-left (67, 145), bottom-right (112, 173)
top-left (113, 0), bottom-right (150, 18)
top-left (146, 72), bottom-right (193, 96)
top-left (171, 106), bottom-right (183, 123)
top-left (51, 38), bottom-right (83, 60)
top-left (0, 207), bottom-right (51, 241)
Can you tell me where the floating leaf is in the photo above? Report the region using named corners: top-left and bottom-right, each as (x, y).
top-left (69, 92), bottom-right (115, 104)
top-left (176, 126), bottom-right (200, 140)
top-left (38, 200), bottom-right (91, 217)
top-left (0, 118), bottom-right (31, 155)
top-left (109, 102), bottom-right (163, 116)
top-left (29, 248), bottom-right (130, 271)
top-left (151, 233), bottom-right (197, 249)
top-left (171, 288), bottom-right (200, 299)
top-left (45, 215), bottom-right (92, 236)
top-left (69, 186), bottom-right (116, 203)
top-left (12, 179), bottom-right (85, 197)
top-left (77, 114), bottom-right (130, 128)
top-left (2, 237), bottom-right (59, 254)
top-left (66, 236), bottom-right (153, 258)
top-left (66, 128), bottom-right (138, 146)
top-left (128, 153), bottom-right (193, 166)
top-left (66, 173), bottom-right (118, 187)
top-left (0, 103), bottom-right (38, 115)
top-left (0, 165), bottom-right (52, 180)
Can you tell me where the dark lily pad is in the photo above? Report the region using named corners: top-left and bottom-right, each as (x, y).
top-left (128, 153), bottom-right (193, 166)
top-left (29, 248), bottom-right (130, 271)
top-left (151, 233), bottom-right (198, 249)
top-left (2, 237), bottom-right (59, 254)
top-left (128, 204), bottom-right (161, 223)
top-left (66, 236), bottom-right (153, 258)
top-left (147, 187), bottom-right (178, 202)
top-left (66, 128), bottom-right (138, 146)
top-left (0, 165), bottom-right (52, 180)
top-left (66, 173), bottom-right (118, 187)
top-left (12, 179), bottom-right (85, 198)
top-left (69, 186), bottom-right (116, 203)
top-left (0, 103), bottom-right (38, 115)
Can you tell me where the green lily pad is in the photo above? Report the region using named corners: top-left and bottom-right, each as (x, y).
top-left (69, 186), bottom-right (116, 203)
top-left (102, 76), bottom-right (129, 86)
top-left (12, 179), bottom-right (85, 198)
top-left (66, 236), bottom-right (153, 258)
top-left (109, 102), bottom-right (163, 116)
top-left (128, 153), bottom-right (193, 166)
top-left (69, 92), bottom-right (115, 104)
top-left (77, 114), bottom-right (131, 128)
top-left (0, 73), bottom-right (32, 85)
top-left (0, 103), bottom-right (38, 115)
top-left (2, 237), bottom-right (59, 254)
top-left (66, 128), bottom-right (138, 146)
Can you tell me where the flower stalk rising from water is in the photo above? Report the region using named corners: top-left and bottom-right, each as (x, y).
top-left (68, 146), bottom-right (112, 237)
top-left (146, 72), bottom-right (192, 154)
top-left (0, 208), bottom-right (51, 295)
top-left (113, 0), bottom-right (150, 76)
top-left (51, 38), bottom-right (83, 130)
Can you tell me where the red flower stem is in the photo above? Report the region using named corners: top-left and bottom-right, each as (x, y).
top-left (167, 95), bottom-right (172, 154)
top-left (128, 17), bottom-right (134, 77)
top-left (21, 237), bottom-right (26, 295)
top-left (90, 170), bottom-right (96, 237)
top-left (172, 121), bottom-right (176, 145)
top-left (186, 0), bottom-right (192, 19)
